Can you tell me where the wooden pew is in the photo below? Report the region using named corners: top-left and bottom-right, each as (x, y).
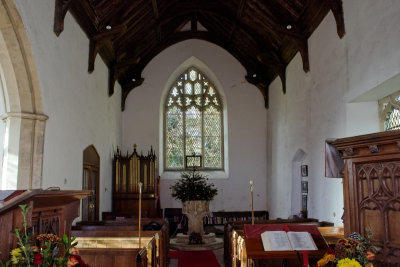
top-left (71, 219), bottom-right (169, 267)
top-left (78, 246), bottom-right (148, 267)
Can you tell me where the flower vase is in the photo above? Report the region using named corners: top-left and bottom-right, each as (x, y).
top-left (182, 200), bottom-right (209, 236)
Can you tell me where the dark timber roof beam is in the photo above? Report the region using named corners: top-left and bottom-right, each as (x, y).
top-left (88, 25), bottom-right (127, 73)
top-left (52, 0), bottom-right (345, 111)
top-left (53, 0), bottom-right (76, 36)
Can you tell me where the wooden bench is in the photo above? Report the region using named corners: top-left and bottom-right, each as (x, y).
top-left (72, 218), bottom-right (169, 267)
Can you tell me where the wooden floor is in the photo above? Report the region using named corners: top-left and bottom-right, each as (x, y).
top-left (168, 248), bottom-right (225, 267)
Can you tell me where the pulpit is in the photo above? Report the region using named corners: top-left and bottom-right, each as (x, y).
top-left (0, 189), bottom-right (91, 263)
top-left (333, 130), bottom-right (400, 265)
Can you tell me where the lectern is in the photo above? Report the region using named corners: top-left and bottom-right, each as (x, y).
top-left (243, 224), bottom-right (328, 267)
top-left (0, 189), bottom-right (91, 263)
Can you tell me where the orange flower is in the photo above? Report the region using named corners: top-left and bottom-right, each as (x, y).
top-left (67, 255), bottom-right (81, 267)
top-left (365, 250), bottom-right (375, 260)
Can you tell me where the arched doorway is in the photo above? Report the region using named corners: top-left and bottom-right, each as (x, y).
top-left (291, 148), bottom-right (308, 216)
top-left (82, 145), bottom-right (100, 221)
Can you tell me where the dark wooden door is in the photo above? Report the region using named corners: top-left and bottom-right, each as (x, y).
top-left (82, 165), bottom-right (99, 221)
top-left (82, 145), bottom-right (100, 222)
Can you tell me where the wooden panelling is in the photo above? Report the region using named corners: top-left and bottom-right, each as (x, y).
top-left (0, 190), bottom-right (91, 263)
top-left (78, 248), bottom-right (145, 267)
top-left (334, 130), bottom-right (400, 265)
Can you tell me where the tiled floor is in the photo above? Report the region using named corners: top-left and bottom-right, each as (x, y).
top-left (168, 248), bottom-right (225, 267)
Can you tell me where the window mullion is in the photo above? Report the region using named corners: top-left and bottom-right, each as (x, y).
top-left (201, 83), bottom-right (206, 169)
top-left (165, 67), bottom-right (224, 171)
top-left (183, 96), bottom-right (186, 170)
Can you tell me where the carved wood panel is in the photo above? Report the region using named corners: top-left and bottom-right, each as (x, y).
top-left (333, 130), bottom-right (400, 266)
top-left (32, 208), bottom-right (62, 235)
top-left (355, 161), bottom-right (400, 264)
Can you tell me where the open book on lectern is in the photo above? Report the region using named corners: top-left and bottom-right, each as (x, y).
top-left (261, 231), bottom-right (318, 251)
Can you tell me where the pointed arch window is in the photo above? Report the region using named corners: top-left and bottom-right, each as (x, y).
top-left (164, 67), bottom-right (224, 170)
top-left (379, 91), bottom-right (400, 131)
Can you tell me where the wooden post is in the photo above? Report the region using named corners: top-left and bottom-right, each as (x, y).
top-left (250, 180), bottom-right (254, 225)
top-left (138, 182), bottom-right (143, 247)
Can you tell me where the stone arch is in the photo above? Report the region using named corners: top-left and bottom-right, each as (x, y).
top-left (0, 0), bottom-right (47, 189)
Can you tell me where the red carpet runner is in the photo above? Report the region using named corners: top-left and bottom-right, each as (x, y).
top-left (170, 250), bottom-right (220, 267)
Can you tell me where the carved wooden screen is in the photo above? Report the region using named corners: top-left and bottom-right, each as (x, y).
top-left (334, 131), bottom-right (400, 265)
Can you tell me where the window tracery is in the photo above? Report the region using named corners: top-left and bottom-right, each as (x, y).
top-left (379, 91), bottom-right (400, 131)
top-left (164, 67), bottom-right (223, 170)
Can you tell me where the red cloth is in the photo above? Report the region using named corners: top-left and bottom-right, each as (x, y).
top-left (244, 224), bottom-right (321, 267)
top-left (170, 250), bottom-right (220, 267)
top-left (302, 251), bottom-right (309, 267)
top-left (4, 190), bottom-right (25, 201)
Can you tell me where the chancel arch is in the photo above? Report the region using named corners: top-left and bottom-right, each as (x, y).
top-left (0, 0), bottom-right (47, 189)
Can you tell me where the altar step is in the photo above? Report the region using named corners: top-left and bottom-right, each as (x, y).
top-left (170, 233), bottom-right (223, 251)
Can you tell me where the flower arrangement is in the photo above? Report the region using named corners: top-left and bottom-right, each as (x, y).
top-left (170, 169), bottom-right (218, 202)
top-left (315, 228), bottom-right (377, 267)
top-left (0, 204), bottom-right (89, 267)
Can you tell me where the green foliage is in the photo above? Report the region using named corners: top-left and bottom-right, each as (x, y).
top-left (0, 205), bottom-right (88, 267)
top-left (9, 204), bottom-right (35, 267)
top-left (170, 169), bottom-right (218, 202)
top-left (355, 227), bottom-right (378, 266)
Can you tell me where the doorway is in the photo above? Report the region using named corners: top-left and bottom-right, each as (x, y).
top-left (82, 145), bottom-right (100, 221)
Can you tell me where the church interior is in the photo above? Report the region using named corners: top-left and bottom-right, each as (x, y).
top-left (1, 0), bottom-right (400, 266)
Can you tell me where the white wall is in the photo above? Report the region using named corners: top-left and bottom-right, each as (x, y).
top-left (14, 0), bottom-right (121, 214)
top-left (267, 1), bottom-right (400, 225)
top-left (122, 40), bottom-right (267, 212)
top-left (0, 78), bottom-right (4, 179)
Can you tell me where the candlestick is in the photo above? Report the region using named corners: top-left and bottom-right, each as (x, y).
top-left (138, 182), bottom-right (143, 247)
top-left (250, 180), bottom-right (254, 225)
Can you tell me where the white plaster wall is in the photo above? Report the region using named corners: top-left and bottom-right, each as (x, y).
top-left (122, 39), bottom-right (267, 212)
top-left (346, 102), bottom-right (380, 136)
top-left (345, 0), bottom-right (400, 102)
top-left (267, 1), bottom-right (400, 225)
top-left (14, 0), bottom-right (121, 214)
top-left (0, 80), bottom-right (4, 179)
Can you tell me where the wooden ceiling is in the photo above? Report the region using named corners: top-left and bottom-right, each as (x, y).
top-left (54, 0), bottom-right (345, 110)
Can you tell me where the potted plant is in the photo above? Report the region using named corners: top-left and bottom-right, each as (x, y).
top-left (170, 169), bottom-right (218, 236)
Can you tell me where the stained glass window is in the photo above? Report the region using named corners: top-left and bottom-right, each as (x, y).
top-left (384, 108), bottom-right (400, 130)
top-left (165, 67), bottom-right (223, 170)
top-left (379, 91), bottom-right (400, 131)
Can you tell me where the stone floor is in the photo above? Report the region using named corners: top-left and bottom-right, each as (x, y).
top-left (168, 248), bottom-right (225, 267)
